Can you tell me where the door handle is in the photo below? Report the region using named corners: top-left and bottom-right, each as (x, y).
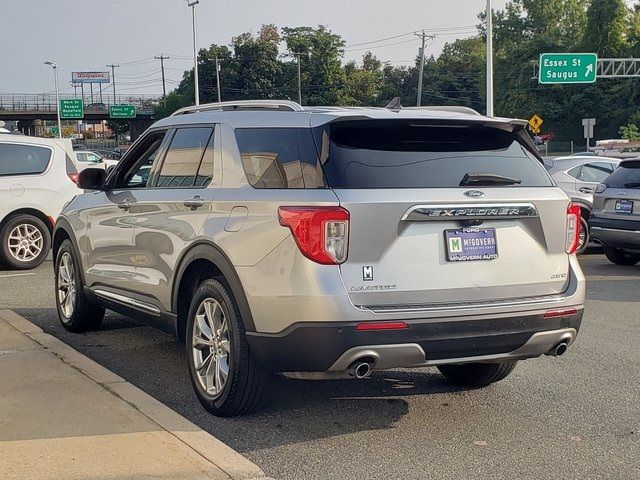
top-left (117, 198), bottom-right (132, 211)
top-left (183, 195), bottom-right (205, 211)
top-left (579, 187), bottom-right (594, 194)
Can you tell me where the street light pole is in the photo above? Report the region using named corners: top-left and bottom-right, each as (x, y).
top-left (44, 61), bottom-right (62, 138)
top-left (486, 0), bottom-right (494, 117)
top-left (186, 0), bottom-right (200, 106)
top-left (215, 56), bottom-right (222, 103)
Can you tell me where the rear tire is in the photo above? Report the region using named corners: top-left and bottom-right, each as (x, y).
top-left (55, 239), bottom-right (105, 332)
top-left (603, 247), bottom-right (640, 266)
top-left (438, 361), bottom-right (517, 388)
top-left (186, 278), bottom-right (266, 416)
top-left (0, 214), bottom-right (51, 270)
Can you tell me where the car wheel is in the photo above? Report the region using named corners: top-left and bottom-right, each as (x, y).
top-left (55, 239), bottom-right (105, 332)
top-left (0, 214), bottom-right (51, 270)
top-left (186, 278), bottom-right (266, 417)
top-left (438, 361), bottom-right (517, 388)
top-left (603, 247), bottom-right (640, 266)
top-left (576, 216), bottom-right (589, 255)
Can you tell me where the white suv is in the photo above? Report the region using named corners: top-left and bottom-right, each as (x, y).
top-left (0, 134), bottom-right (80, 269)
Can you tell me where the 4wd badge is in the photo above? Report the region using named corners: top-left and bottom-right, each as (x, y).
top-left (363, 266), bottom-right (374, 281)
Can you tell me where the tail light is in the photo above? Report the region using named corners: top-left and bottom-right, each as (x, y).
top-left (68, 173), bottom-right (79, 184)
top-left (566, 203), bottom-right (581, 254)
top-left (278, 206), bottom-right (349, 265)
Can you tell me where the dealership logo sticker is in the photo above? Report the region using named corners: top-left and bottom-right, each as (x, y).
top-left (362, 266), bottom-right (374, 281)
top-left (448, 237), bottom-right (463, 253)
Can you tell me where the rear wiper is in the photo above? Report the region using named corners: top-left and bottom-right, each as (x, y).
top-left (623, 182), bottom-right (640, 189)
top-left (459, 172), bottom-right (522, 186)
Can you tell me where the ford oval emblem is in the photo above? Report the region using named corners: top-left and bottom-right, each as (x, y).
top-left (463, 190), bottom-right (485, 198)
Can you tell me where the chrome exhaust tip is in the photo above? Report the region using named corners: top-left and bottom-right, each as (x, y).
top-left (546, 341), bottom-right (568, 357)
top-left (348, 360), bottom-right (373, 379)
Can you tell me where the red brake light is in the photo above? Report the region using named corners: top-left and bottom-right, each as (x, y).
top-left (68, 173), bottom-right (79, 184)
top-left (544, 308), bottom-right (578, 318)
top-left (355, 321), bottom-right (409, 331)
top-left (566, 203), bottom-right (581, 254)
top-left (278, 206), bottom-right (349, 265)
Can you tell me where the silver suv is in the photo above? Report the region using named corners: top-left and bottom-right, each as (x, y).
top-left (53, 100), bottom-right (586, 416)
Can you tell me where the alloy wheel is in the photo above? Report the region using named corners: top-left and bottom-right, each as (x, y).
top-left (7, 223), bottom-right (43, 262)
top-left (192, 298), bottom-right (231, 398)
top-left (57, 252), bottom-right (77, 318)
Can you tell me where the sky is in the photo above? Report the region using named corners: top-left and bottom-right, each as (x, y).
top-left (0, 0), bottom-right (509, 97)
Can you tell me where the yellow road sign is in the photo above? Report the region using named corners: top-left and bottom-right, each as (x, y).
top-left (529, 114), bottom-right (543, 132)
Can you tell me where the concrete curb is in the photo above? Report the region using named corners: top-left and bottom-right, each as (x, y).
top-left (0, 309), bottom-right (269, 480)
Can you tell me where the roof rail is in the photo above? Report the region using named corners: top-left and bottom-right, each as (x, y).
top-left (404, 106), bottom-right (482, 116)
top-left (170, 100), bottom-right (304, 116)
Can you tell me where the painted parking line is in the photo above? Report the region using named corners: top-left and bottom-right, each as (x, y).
top-left (0, 272), bottom-right (36, 278)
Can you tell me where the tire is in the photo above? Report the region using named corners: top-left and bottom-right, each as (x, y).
top-left (438, 361), bottom-right (517, 388)
top-left (0, 214), bottom-right (51, 270)
top-left (54, 239), bottom-right (105, 332)
top-left (576, 216), bottom-right (589, 255)
top-left (603, 247), bottom-right (640, 266)
top-left (186, 278), bottom-right (266, 416)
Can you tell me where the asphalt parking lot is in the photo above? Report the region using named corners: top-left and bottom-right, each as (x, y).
top-left (1, 255), bottom-right (638, 480)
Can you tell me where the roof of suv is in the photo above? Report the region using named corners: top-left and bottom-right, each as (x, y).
top-left (153, 100), bottom-right (529, 131)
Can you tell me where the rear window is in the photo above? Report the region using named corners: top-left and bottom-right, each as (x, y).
top-left (604, 161), bottom-right (640, 188)
top-left (313, 121), bottom-right (553, 188)
top-left (0, 143), bottom-right (52, 176)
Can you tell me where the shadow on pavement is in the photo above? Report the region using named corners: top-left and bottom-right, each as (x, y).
top-left (17, 307), bottom-right (465, 453)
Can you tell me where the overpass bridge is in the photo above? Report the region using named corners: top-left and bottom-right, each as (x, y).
top-left (0, 93), bottom-right (159, 138)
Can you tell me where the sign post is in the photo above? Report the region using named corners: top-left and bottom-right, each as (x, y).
top-left (59, 99), bottom-right (84, 119)
top-left (539, 53), bottom-right (598, 84)
top-left (109, 104), bottom-right (136, 119)
top-left (582, 118), bottom-right (596, 148)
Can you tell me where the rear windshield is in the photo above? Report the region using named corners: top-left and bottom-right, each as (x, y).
top-left (0, 143), bottom-right (52, 176)
top-left (604, 161), bottom-right (640, 188)
top-left (313, 120), bottom-right (553, 188)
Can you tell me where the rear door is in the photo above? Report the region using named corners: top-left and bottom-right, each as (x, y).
top-left (574, 161), bottom-right (615, 205)
top-left (315, 119), bottom-right (571, 307)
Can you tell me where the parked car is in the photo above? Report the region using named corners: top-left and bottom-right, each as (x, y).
top-left (0, 134), bottom-right (79, 269)
top-left (52, 100), bottom-right (585, 416)
top-left (74, 150), bottom-right (105, 171)
top-left (547, 155), bottom-right (620, 253)
top-left (590, 159), bottom-right (640, 265)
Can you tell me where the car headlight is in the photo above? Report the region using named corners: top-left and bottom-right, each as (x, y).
top-left (595, 183), bottom-right (607, 193)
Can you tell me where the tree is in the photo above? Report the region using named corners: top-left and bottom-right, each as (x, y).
top-left (582, 0), bottom-right (629, 56)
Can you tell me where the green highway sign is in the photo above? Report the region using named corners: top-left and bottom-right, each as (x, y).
top-left (50, 126), bottom-right (59, 136)
top-left (539, 53), bottom-right (598, 84)
top-left (59, 99), bottom-right (84, 119)
top-left (109, 104), bottom-right (136, 119)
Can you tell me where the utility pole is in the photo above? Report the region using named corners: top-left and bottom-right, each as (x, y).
top-left (292, 52), bottom-right (307, 105)
top-left (486, 0), bottom-right (494, 117)
top-left (107, 63), bottom-right (119, 104)
top-left (155, 54), bottom-right (170, 104)
top-left (215, 56), bottom-right (222, 103)
top-left (415, 31), bottom-right (436, 106)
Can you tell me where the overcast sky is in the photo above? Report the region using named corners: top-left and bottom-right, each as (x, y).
top-left (1, 0), bottom-right (508, 96)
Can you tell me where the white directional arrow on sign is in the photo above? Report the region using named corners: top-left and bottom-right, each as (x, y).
top-left (585, 63), bottom-right (594, 77)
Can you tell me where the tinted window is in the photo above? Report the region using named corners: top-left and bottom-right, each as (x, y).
top-left (117, 132), bottom-right (166, 188)
top-left (236, 128), bottom-right (325, 189)
top-left (567, 165), bottom-right (582, 179)
top-left (604, 161), bottom-right (640, 188)
top-left (195, 133), bottom-right (215, 187)
top-left (0, 143), bottom-right (51, 176)
top-left (156, 127), bottom-right (213, 188)
top-left (577, 162), bottom-right (613, 183)
top-left (313, 121), bottom-right (553, 188)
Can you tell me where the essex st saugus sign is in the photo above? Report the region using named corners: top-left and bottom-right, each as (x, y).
top-left (539, 53), bottom-right (598, 84)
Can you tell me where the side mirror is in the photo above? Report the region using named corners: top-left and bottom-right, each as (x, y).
top-left (77, 167), bottom-right (106, 190)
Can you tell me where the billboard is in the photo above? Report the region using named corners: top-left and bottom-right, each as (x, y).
top-left (72, 71), bottom-right (110, 84)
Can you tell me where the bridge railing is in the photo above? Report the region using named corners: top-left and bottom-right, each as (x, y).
top-left (0, 93), bottom-right (161, 113)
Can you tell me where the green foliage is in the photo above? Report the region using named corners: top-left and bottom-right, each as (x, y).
top-left (155, 1), bottom-right (640, 145)
top-left (620, 123), bottom-right (640, 141)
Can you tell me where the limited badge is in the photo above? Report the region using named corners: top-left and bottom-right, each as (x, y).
top-left (362, 266), bottom-right (374, 281)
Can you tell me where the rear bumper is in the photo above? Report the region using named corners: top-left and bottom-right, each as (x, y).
top-left (590, 217), bottom-right (640, 250)
top-left (247, 309), bottom-right (583, 372)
